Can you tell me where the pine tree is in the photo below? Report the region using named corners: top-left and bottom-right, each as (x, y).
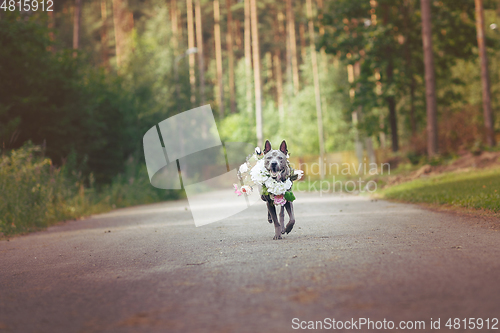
top-left (475, 0), bottom-right (495, 146)
top-left (421, 0), bottom-right (438, 156)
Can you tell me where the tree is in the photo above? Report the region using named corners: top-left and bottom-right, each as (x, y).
top-left (306, 0), bottom-right (325, 178)
top-left (73, 0), bottom-right (81, 55)
top-left (186, 0), bottom-right (196, 104)
top-left (475, 0), bottom-right (496, 146)
top-left (170, 0), bottom-right (179, 53)
top-left (214, 0), bottom-right (224, 117)
top-left (250, 0), bottom-right (263, 147)
top-left (195, 0), bottom-right (205, 104)
top-left (100, 0), bottom-right (109, 67)
top-left (319, 0), bottom-right (479, 155)
top-left (226, 0), bottom-right (236, 113)
top-left (286, 0), bottom-right (299, 94)
top-left (273, 10), bottom-right (285, 122)
top-left (421, 0), bottom-right (438, 156)
top-left (377, 3), bottom-right (398, 152)
top-left (244, 0), bottom-right (253, 114)
top-left (112, 0), bottom-right (133, 67)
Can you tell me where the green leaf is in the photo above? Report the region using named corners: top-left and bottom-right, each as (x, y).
top-left (284, 191), bottom-right (295, 202)
top-left (261, 185), bottom-right (269, 196)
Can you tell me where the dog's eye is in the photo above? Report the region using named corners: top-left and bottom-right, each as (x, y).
top-left (278, 156), bottom-right (283, 159)
top-left (266, 156), bottom-right (272, 159)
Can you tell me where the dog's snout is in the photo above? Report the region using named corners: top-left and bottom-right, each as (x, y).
top-left (271, 161), bottom-right (278, 168)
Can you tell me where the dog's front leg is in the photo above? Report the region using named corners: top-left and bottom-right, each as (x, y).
top-left (284, 201), bottom-right (295, 234)
top-left (279, 206), bottom-right (285, 234)
top-left (266, 202), bottom-right (282, 240)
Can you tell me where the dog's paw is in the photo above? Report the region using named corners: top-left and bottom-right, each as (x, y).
top-left (285, 223), bottom-right (295, 234)
top-left (281, 227), bottom-right (286, 234)
top-left (273, 234), bottom-right (282, 240)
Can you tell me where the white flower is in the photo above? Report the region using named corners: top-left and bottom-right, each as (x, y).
top-left (241, 185), bottom-right (252, 194)
top-left (264, 177), bottom-right (293, 195)
top-left (250, 159), bottom-right (269, 184)
top-left (294, 170), bottom-right (304, 180)
top-left (239, 163), bottom-right (249, 174)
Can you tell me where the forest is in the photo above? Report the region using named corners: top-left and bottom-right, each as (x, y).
top-left (1, 0), bottom-right (500, 234)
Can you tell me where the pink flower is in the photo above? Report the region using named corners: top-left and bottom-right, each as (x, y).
top-left (273, 194), bottom-right (287, 206)
top-left (233, 183), bottom-right (242, 196)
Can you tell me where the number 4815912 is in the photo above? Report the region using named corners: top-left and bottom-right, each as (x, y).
top-left (1, 0), bottom-right (54, 11)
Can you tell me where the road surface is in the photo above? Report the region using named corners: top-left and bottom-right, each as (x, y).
top-left (1, 192), bottom-right (500, 332)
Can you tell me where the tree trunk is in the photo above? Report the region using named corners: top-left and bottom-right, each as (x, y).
top-left (250, 0), bottom-right (263, 148)
top-left (214, 0), bottom-right (224, 117)
top-left (409, 76), bottom-right (416, 135)
top-left (387, 95), bottom-right (398, 152)
top-left (317, 0), bottom-right (327, 74)
top-left (402, 1), bottom-right (416, 137)
top-left (382, 4), bottom-right (398, 152)
top-left (299, 22), bottom-right (307, 66)
top-left (170, 0), bottom-right (178, 54)
top-left (234, 19), bottom-right (242, 50)
top-left (112, 0), bottom-right (123, 66)
top-left (48, 10), bottom-right (55, 53)
top-left (195, 0), bottom-right (205, 104)
top-left (475, 0), bottom-right (496, 146)
top-left (244, 0), bottom-right (253, 114)
top-left (274, 12), bottom-right (285, 123)
top-left (226, 0), bottom-right (236, 113)
top-left (286, 0), bottom-right (299, 94)
top-left (386, 58), bottom-right (398, 152)
top-left (306, 0), bottom-right (325, 179)
top-left (73, 0), bottom-right (81, 56)
top-left (265, 52), bottom-right (273, 84)
top-left (274, 50), bottom-right (284, 122)
top-left (100, 0), bottom-right (109, 68)
top-left (420, 0), bottom-right (438, 156)
top-left (284, 9), bottom-right (292, 98)
top-left (112, 0), bottom-right (133, 68)
top-left (186, 0), bottom-right (196, 104)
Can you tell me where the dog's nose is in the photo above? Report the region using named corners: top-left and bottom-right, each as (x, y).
top-left (271, 161), bottom-right (278, 168)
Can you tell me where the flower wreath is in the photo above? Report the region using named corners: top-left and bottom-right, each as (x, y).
top-left (233, 147), bottom-right (303, 206)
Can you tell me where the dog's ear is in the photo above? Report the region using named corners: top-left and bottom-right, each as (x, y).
top-left (279, 140), bottom-right (287, 155)
top-left (263, 140), bottom-right (272, 154)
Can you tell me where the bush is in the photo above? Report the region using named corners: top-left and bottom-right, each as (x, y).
top-left (0, 143), bottom-right (80, 235)
top-left (0, 143), bottom-right (182, 237)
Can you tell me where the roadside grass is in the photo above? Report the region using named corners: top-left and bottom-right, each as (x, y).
top-left (292, 178), bottom-right (363, 194)
top-left (292, 162), bottom-right (500, 216)
top-left (379, 168), bottom-right (500, 213)
top-left (0, 143), bottom-right (182, 237)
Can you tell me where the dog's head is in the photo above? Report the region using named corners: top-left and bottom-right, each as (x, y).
top-left (263, 140), bottom-right (288, 179)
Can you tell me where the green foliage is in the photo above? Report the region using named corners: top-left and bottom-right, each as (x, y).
top-left (219, 111), bottom-right (257, 145)
top-left (381, 167), bottom-right (500, 213)
top-left (284, 191), bottom-right (295, 202)
top-left (0, 13), bottom-right (138, 183)
top-left (0, 143), bottom-right (82, 236)
top-left (0, 143), bottom-right (182, 237)
top-left (220, 50), bottom-right (353, 155)
top-left (319, 0), bottom-right (494, 147)
top-left (406, 151), bottom-right (422, 165)
top-left (286, 53), bottom-right (354, 155)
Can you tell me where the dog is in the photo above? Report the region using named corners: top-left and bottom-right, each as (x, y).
top-left (260, 140), bottom-right (296, 240)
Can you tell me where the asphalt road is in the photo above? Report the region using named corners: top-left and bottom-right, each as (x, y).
top-left (1, 192), bottom-right (500, 333)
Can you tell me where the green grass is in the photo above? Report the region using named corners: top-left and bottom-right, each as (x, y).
top-left (0, 143), bottom-right (182, 237)
top-left (380, 168), bottom-right (500, 213)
